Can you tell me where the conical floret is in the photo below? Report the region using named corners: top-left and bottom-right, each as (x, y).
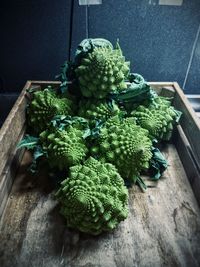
top-left (27, 88), bottom-right (74, 133)
top-left (91, 117), bottom-right (152, 182)
top-left (78, 99), bottom-right (120, 125)
top-left (55, 157), bottom-right (129, 235)
top-left (131, 97), bottom-right (181, 141)
top-left (39, 126), bottom-right (88, 170)
top-left (75, 46), bottom-right (130, 98)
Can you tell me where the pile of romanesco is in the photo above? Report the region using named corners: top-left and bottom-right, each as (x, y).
top-left (18, 38), bottom-right (181, 235)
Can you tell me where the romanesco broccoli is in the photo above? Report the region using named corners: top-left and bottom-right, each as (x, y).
top-left (75, 45), bottom-right (130, 98)
top-left (55, 157), bottom-right (129, 235)
top-left (91, 117), bottom-right (152, 182)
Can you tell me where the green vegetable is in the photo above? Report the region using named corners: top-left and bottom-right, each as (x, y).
top-left (75, 38), bottom-right (113, 60)
top-left (131, 97), bottom-right (181, 141)
top-left (27, 87), bottom-right (73, 133)
top-left (75, 44), bottom-right (130, 98)
top-left (17, 135), bottom-right (39, 150)
top-left (110, 73), bottom-right (157, 112)
top-left (149, 147), bottom-right (168, 180)
top-left (150, 97), bottom-right (182, 123)
top-left (17, 135), bottom-right (45, 173)
top-left (50, 115), bottom-right (89, 132)
top-left (78, 99), bottom-right (121, 126)
top-left (39, 126), bottom-right (88, 170)
top-left (91, 117), bottom-right (152, 182)
top-left (55, 157), bottom-right (129, 235)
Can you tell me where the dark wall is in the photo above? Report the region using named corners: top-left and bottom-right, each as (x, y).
top-left (185, 27), bottom-right (200, 94)
top-left (86, 0), bottom-right (200, 94)
top-left (0, 0), bottom-right (199, 93)
top-left (0, 0), bottom-right (71, 92)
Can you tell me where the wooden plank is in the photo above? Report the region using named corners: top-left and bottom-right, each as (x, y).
top-left (149, 83), bottom-right (175, 99)
top-left (173, 82), bottom-right (200, 165)
top-left (0, 145), bottom-right (200, 267)
top-left (0, 81), bottom-right (30, 176)
top-left (29, 80), bottom-right (61, 85)
top-left (148, 82), bottom-right (175, 86)
top-left (186, 95), bottom-right (200, 98)
top-left (0, 81), bottom-right (33, 219)
top-left (196, 112), bottom-right (200, 118)
top-left (0, 132), bottom-right (25, 219)
top-left (0, 80), bottom-right (60, 217)
top-left (29, 80), bottom-right (61, 90)
top-left (174, 125), bottom-right (200, 206)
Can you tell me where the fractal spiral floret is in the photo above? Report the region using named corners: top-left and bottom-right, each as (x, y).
top-left (39, 126), bottom-right (88, 170)
top-left (78, 99), bottom-right (120, 125)
top-left (27, 88), bottom-right (73, 133)
top-left (91, 117), bottom-right (152, 182)
top-left (55, 157), bottom-right (129, 235)
top-left (75, 45), bottom-right (130, 98)
top-left (131, 97), bottom-right (180, 141)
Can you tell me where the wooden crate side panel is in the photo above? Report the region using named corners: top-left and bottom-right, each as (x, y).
top-left (148, 82), bottom-right (176, 98)
top-left (174, 125), bottom-right (200, 206)
top-left (173, 82), bottom-right (200, 166)
top-left (0, 81), bottom-right (61, 219)
top-left (29, 80), bottom-right (60, 90)
top-left (0, 81), bottom-right (30, 175)
top-left (0, 81), bottom-right (31, 219)
top-left (0, 147), bottom-right (25, 219)
top-left (151, 83), bottom-right (200, 201)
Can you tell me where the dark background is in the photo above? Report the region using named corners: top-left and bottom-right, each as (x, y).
top-left (0, 0), bottom-right (200, 94)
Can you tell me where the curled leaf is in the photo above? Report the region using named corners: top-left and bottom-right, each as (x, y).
top-left (17, 135), bottom-right (39, 150)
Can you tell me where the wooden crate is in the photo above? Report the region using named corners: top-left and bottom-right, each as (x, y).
top-left (0, 81), bottom-right (200, 267)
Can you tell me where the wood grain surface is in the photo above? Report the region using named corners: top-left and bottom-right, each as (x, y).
top-left (174, 125), bottom-right (200, 206)
top-left (173, 82), bottom-right (200, 166)
top-left (0, 80), bottom-right (30, 219)
top-left (1, 145), bottom-right (200, 267)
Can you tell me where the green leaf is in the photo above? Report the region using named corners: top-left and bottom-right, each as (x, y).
top-left (109, 73), bottom-right (157, 113)
top-left (82, 128), bottom-right (91, 139)
top-left (56, 61), bottom-right (76, 95)
top-left (125, 174), bottom-right (147, 192)
top-left (51, 115), bottom-right (89, 131)
top-left (28, 145), bottom-right (46, 174)
top-left (17, 136), bottom-right (46, 173)
top-left (149, 147), bottom-right (168, 180)
top-left (75, 38), bottom-right (113, 58)
top-left (51, 115), bottom-right (93, 140)
top-left (174, 110), bottom-right (182, 123)
top-left (89, 120), bottom-right (105, 139)
top-left (26, 86), bottom-right (39, 94)
top-left (34, 145), bottom-right (45, 160)
top-left (17, 135), bottom-right (39, 150)
top-left (107, 99), bottom-right (114, 111)
top-left (136, 176), bottom-right (147, 192)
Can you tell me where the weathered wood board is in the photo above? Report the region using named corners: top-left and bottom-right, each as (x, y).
top-left (0, 145), bottom-right (200, 267)
top-left (0, 81), bottom-right (200, 267)
top-left (0, 81), bottom-right (60, 219)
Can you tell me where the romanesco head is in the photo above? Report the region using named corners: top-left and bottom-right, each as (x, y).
top-left (75, 46), bottom-right (130, 98)
top-left (131, 97), bottom-right (180, 141)
top-left (91, 117), bottom-right (152, 182)
top-left (27, 88), bottom-right (73, 133)
top-left (78, 99), bottom-right (120, 126)
top-left (55, 157), bottom-right (129, 235)
top-left (39, 126), bottom-right (88, 170)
